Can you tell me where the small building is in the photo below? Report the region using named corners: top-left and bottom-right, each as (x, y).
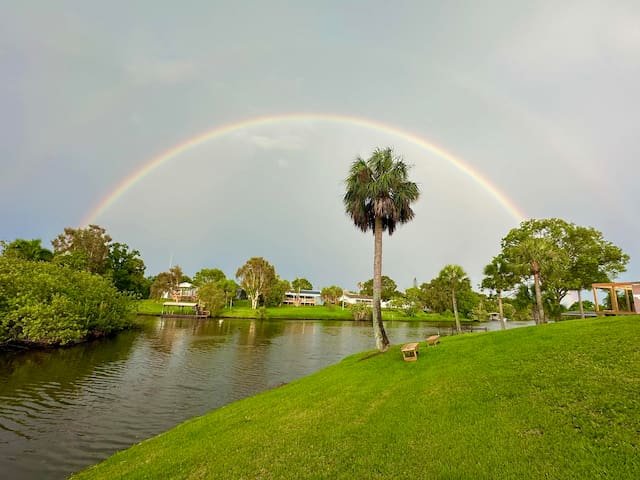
top-left (283, 290), bottom-right (323, 306)
top-left (591, 282), bottom-right (640, 315)
top-left (339, 291), bottom-right (391, 308)
top-left (162, 282), bottom-right (198, 302)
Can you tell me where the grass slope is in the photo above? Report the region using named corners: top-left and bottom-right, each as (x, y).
top-left (75, 317), bottom-right (640, 479)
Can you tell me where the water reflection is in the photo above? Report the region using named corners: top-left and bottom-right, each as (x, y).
top-left (0, 317), bottom-right (530, 479)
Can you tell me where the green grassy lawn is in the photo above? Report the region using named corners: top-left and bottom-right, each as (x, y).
top-left (135, 299), bottom-right (167, 315)
top-left (135, 299), bottom-right (465, 323)
top-left (74, 316), bottom-right (640, 479)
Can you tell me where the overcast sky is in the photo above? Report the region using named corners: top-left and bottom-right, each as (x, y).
top-left (2, 1), bottom-right (639, 291)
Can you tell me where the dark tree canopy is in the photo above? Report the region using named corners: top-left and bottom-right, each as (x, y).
top-left (107, 242), bottom-right (148, 296)
top-left (344, 148), bottom-right (420, 236)
top-left (1, 238), bottom-right (53, 262)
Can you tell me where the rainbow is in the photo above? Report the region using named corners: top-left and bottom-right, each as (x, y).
top-left (81, 113), bottom-right (527, 225)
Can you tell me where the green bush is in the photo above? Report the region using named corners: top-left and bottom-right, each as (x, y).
top-left (348, 303), bottom-right (372, 321)
top-left (196, 283), bottom-right (226, 317)
top-left (0, 256), bottom-right (134, 346)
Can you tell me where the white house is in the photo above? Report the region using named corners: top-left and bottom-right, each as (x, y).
top-left (283, 289), bottom-right (323, 306)
top-left (339, 291), bottom-right (391, 308)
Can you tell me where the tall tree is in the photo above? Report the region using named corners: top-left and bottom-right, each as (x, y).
top-left (437, 264), bottom-right (471, 334)
top-left (196, 283), bottom-right (226, 317)
top-left (501, 220), bottom-right (567, 324)
top-left (1, 238), bottom-right (53, 262)
top-left (264, 277), bottom-right (291, 307)
top-left (344, 147), bottom-right (420, 352)
top-left (290, 278), bottom-right (312, 306)
top-left (359, 275), bottom-right (398, 301)
top-left (107, 242), bottom-right (147, 296)
top-left (321, 285), bottom-right (344, 305)
top-left (564, 225), bottom-right (629, 318)
top-left (149, 265), bottom-right (183, 300)
top-left (481, 254), bottom-right (515, 330)
top-left (51, 224), bottom-right (112, 274)
top-left (291, 278), bottom-right (313, 291)
top-left (500, 218), bottom-right (628, 323)
top-left (193, 268), bottom-right (226, 287)
top-left (220, 279), bottom-right (239, 307)
top-left (236, 257), bottom-right (276, 309)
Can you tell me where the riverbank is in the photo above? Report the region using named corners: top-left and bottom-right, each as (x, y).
top-left (74, 316), bottom-right (640, 479)
top-left (136, 299), bottom-right (470, 323)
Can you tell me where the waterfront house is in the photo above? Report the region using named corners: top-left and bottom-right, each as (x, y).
top-left (339, 291), bottom-right (391, 308)
top-left (283, 289), bottom-right (323, 306)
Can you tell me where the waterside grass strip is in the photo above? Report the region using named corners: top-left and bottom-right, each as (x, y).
top-left (74, 316), bottom-right (640, 479)
top-left (136, 299), bottom-right (467, 322)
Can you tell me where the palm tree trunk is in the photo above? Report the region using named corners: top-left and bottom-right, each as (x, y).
top-left (373, 217), bottom-right (390, 352)
top-left (498, 290), bottom-right (506, 330)
top-left (578, 289), bottom-right (585, 319)
top-left (452, 288), bottom-right (461, 334)
top-left (532, 261), bottom-right (545, 324)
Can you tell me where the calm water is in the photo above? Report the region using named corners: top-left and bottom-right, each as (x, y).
top-left (0, 317), bottom-right (524, 479)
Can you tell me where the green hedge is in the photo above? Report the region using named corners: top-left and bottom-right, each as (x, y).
top-left (0, 256), bottom-right (134, 346)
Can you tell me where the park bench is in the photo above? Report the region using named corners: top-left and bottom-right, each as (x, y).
top-left (401, 342), bottom-right (419, 362)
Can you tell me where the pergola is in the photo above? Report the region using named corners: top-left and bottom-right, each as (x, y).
top-left (591, 282), bottom-right (640, 315)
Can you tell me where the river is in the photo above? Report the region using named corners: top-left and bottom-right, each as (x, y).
top-left (0, 316), bottom-right (528, 479)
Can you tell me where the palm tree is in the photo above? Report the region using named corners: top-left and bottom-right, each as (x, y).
top-left (344, 148), bottom-right (420, 352)
top-left (439, 264), bottom-right (469, 334)
top-left (507, 237), bottom-right (557, 324)
top-left (481, 254), bottom-right (514, 330)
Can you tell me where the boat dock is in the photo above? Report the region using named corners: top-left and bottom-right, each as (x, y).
top-left (161, 302), bottom-right (209, 319)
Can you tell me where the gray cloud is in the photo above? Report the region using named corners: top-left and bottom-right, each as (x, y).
top-left (2, 0), bottom-right (639, 290)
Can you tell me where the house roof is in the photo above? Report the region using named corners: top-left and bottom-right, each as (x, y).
top-left (341, 291), bottom-right (373, 300)
top-left (285, 290), bottom-right (321, 296)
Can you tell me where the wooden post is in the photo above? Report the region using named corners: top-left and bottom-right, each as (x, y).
top-left (611, 286), bottom-right (619, 314)
top-left (593, 286), bottom-right (600, 313)
top-left (625, 288), bottom-right (631, 312)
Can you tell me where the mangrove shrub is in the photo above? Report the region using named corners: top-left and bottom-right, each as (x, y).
top-left (0, 256), bottom-right (134, 346)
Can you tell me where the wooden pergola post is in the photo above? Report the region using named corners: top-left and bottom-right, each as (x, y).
top-left (611, 286), bottom-right (619, 314)
top-left (625, 288), bottom-right (631, 312)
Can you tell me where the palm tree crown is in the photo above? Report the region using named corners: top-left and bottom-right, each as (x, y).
top-left (344, 148), bottom-right (420, 235)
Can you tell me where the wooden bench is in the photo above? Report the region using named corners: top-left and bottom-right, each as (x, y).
top-left (426, 334), bottom-right (440, 346)
top-left (401, 342), bottom-right (419, 362)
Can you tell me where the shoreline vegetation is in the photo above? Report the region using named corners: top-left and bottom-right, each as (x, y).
top-left (135, 299), bottom-right (476, 323)
top-left (0, 257), bottom-right (134, 349)
top-left (73, 316), bottom-right (640, 479)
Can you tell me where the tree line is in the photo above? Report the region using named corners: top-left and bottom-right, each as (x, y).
top-left (1, 150), bottom-right (631, 350)
top-left (1, 218), bottom-right (629, 346)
